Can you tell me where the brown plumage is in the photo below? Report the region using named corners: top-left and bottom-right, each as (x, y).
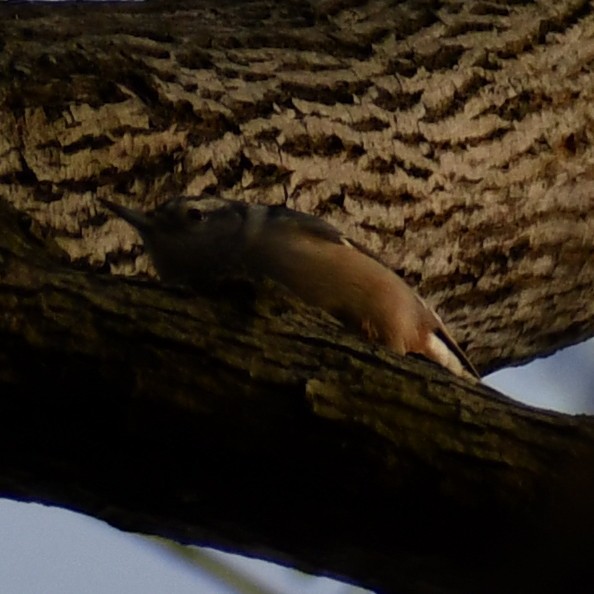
top-left (99, 196), bottom-right (480, 381)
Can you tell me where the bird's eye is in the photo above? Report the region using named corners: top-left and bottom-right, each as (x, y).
top-left (186, 208), bottom-right (205, 221)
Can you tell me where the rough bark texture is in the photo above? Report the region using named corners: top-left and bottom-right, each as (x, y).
top-left (1, 0), bottom-right (594, 372)
top-left (1, 1), bottom-right (594, 593)
top-left (2, 198), bottom-right (594, 594)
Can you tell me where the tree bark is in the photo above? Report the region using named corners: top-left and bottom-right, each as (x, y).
top-left (1, 1), bottom-right (594, 593)
top-left (2, 0), bottom-right (594, 372)
top-left (2, 196), bottom-right (594, 593)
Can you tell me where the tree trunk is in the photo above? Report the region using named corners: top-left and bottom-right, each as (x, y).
top-left (1, 1), bottom-right (594, 592)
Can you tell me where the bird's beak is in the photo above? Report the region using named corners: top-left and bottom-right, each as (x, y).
top-left (98, 198), bottom-right (153, 234)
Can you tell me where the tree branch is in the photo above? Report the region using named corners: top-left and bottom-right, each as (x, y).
top-left (2, 1), bottom-right (594, 592)
top-left (1, 0), bottom-right (594, 372)
top-left (1, 200), bottom-right (594, 594)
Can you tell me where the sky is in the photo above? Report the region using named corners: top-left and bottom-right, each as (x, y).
top-left (0, 499), bottom-right (368, 594)
top-left (485, 336), bottom-right (594, 415)
top-left (1, 338), bottom-right (592, 594)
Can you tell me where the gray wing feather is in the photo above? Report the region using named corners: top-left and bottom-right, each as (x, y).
top-left (267, 207), bottom-right (347, 245)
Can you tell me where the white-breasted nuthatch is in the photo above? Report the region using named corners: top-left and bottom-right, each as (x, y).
top-left (99, 196), bottom-right (480, 381)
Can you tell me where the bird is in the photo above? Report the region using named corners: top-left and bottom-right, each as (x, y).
top-left (98, 195), bottom-right (480, 381)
